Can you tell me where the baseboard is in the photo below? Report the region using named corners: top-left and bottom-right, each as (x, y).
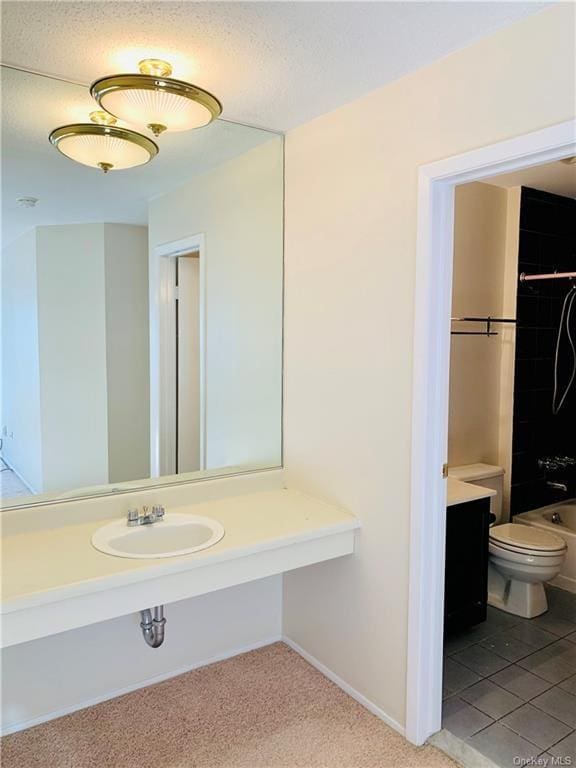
top-left (0, 457), bottom-right (35, 494)
top-left (282, 635), bottom-right (405, 737)
top-left (1, 634), bottom-right (282, 736)
top-left (550, 574), bottom-right (576, 594)
top-left (5, 634), bottom-right (406, 739)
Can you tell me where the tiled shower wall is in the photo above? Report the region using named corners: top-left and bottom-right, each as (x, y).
top-left (510, 187), bottom-right (576, 515)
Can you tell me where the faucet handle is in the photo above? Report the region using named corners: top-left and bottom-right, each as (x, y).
top-left (152, 504), bottom-right (165, 521)
top-left (127, 507), bottom-right (140, 526)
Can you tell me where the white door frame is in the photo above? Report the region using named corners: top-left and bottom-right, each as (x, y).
top-left (405, 120), bottom-right (576, 746)
top-left (150, 233), bottom-right (207, 478)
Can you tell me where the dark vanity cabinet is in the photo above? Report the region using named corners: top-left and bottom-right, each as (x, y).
top-left (444, 498), bottom-right (491, 632)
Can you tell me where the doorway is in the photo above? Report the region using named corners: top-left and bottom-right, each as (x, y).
top-left (405, 121), bottom-right (576, 747)
top-left (151, 234), bottom-right (206, 479)
top-left (176, 252), bottom-right (201, 474)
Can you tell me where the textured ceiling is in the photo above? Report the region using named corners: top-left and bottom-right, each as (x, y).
top-left (1, 1), bottom-right (547, 131)
top-left (1, 0), bottom-right (550, 244)
top-left (1, 67), bottom-right (277, 245)
top-left (484, 160), bottom-right (576, 199)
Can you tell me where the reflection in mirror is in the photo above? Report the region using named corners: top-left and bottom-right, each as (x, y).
top-left (1, 66), bottom-right (283, 507)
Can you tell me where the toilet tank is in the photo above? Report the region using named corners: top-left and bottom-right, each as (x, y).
top-left (448, 463), bottom-right (505, 524)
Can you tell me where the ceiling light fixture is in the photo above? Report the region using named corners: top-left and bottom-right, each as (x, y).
top-left (49, 111), bottom-right (158, 173)
top-left (90, 58), bottom-right (222, 137)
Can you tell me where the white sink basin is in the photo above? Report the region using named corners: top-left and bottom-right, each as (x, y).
top-left (91, 513), bottom-right (225, 559)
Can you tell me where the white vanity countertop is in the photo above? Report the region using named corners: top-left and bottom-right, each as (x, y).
top-left (447, 477), bottom-right (496, 507)
top-left (1, 489), bottom-right (359, 620)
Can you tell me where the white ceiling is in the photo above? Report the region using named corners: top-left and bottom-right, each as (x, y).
top-left (1, 1), bottom-right (550, 245)
top-left (1, 67), bottom-right (277, 245)
top-left (484, 160), bottom-right (576, 199)
top-left (1, 1), bottom-right (548, 131)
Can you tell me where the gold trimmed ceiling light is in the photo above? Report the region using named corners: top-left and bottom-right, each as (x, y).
top-left (90, 58), bottom-right (222, 137)
top-left (49, 111), bottom-right (158, 173)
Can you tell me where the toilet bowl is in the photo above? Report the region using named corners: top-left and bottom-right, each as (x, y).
top-left (488, 523), bottom-right (567, 618)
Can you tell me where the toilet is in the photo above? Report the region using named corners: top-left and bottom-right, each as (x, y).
top-left (449, 464), bottom-right (567, 618)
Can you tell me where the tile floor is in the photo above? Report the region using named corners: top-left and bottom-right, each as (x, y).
top-left (443, 586), bottom-right (576, 767)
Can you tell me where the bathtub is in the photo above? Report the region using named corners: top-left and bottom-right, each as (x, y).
top-left (516, 499), bottom-right (576, 594)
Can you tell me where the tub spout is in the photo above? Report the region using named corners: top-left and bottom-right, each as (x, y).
top-left (547, 481), bottom-right (568, 493)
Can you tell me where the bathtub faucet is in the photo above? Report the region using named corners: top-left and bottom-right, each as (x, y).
top-left (547, 481), bottom-right (568, 493)
top-left (539, 456), bottom-right (576, 473)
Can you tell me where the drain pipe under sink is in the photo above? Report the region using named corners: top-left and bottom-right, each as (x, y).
top-left (140, 605), bottom-right (166, 648)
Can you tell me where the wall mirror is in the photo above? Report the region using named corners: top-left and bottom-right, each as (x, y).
top-left (1, 65), bottom-right (284, 508)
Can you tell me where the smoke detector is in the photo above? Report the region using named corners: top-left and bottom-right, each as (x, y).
top-left (16, 196), bottom-right (38, 208)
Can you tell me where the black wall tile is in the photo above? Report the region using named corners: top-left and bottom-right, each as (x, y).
top-left (510, 187), bottom-right (576, 515)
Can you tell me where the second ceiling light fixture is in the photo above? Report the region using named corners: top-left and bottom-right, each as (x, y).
top-left (49, 59), bottom-right (222, 173)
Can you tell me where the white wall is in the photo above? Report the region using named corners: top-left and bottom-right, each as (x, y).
top-left (448, 182), bottom-right (510, 466)
top-left (283, 5), bottom-right (575, 730)
top-left (2, 223), bottom-right (150, 496)
top-left (1, 230), bottom-right (43, 491)
top-left (448, 182), bottom-right (521, 517)
top-left (1, 578), bottom-right (281, 733)
top-left (104, 224), bottom-right (150, 483)
top-left (149, 138), bottom-right (283, 473)
top-left (36, 224), bottom-right (110, 491)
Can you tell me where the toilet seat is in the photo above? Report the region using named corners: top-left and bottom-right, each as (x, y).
top-left (490, 540), bottom-right (565, 558)
top-left (489, 541), bottom-right (566, 567)
top-left (489, 523), bottom-right (566, 555)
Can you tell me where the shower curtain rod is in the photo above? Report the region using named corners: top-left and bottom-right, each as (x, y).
top-left (520, 271), bottom-right (576, 282)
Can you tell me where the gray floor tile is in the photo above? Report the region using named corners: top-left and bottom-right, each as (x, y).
top-left (444, 631), bottom-right (483, 657)
top-left (566, 631), bottom-right (576, 645)
top-left (443, 622), bottom-right (503, 657)
top-left (547, 587), bottom-right (576, 623)
top-left (548, 730), bottom-right (576, 759)
top-left (480, 633), bottom-right (534, 662)
top-left (548, 639), bottom-right (576, 669)
top-left (532, 613), bottom-right (576, 638)
top-left (486, 606), bottom-right (522, 632)
top-left (467, 722), bottom-right (541, 767)
top-left (453, 644), bottom-right (511, 677)
top-left (517, 644), bottom-right (576, 684)
top-left (532, 687), bottom-right (576, 727)
top-left (559, 674), bottom-right (576, 695)
top-left (443, 658), bottom-right (482, 698)
top-left (508, 623), bottom-right (558, 650)
top-left (490, 664), bottom-right (554, 701)
top-left (442, 696), bottom-right (494, 739)
top-left (460, 679), bottom-right (524, 719)
top-left (500, 703), bottom-right (572, 750)
top-left (445, 616), bottom-right (517, 654)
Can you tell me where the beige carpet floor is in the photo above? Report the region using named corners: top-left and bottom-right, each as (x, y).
top-left (1, 642), bottom-right (457, 768)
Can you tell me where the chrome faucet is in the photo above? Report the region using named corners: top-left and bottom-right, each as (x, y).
top-left (127, 505), bottom-right (166, 527)
top-left (547, 481), bottom-right (568, 493)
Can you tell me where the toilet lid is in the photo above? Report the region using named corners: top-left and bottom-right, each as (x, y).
top-left (490, 523), bottom-right (566, 552)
